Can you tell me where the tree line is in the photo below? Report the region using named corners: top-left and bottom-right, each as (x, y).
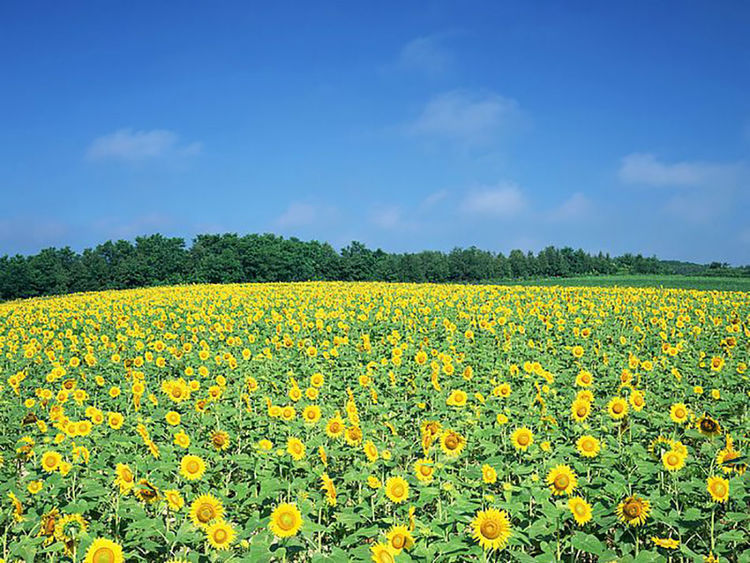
top-left (0, 233), bottom-right (747, 301)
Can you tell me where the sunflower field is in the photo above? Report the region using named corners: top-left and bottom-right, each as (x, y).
top-left (0, 282), bottom-right (748, 562)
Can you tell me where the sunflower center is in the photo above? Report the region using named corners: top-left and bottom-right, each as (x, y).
top-left (420, 465), bottom-right (432, 476)
top-left (92, 547), bottom-right (115, 563)
top-left (582, 440), bottom-right (594, 451)
top-left (480, 520), bottom-right (500, 539)
top-left (45, 457), bottom-right (56, 468)
top-left (214, 529), bottom-right (228, 543)
top-left (279, 512), bottom-right (296, 530)
top-left (613, 403), bottom-right (623, 414)
top-left (517, 434), bottom-right (529, 446)
top-left (576, 407), bottom-right (587, 417)
top-left (392, 484), bottom-right (405, 497)
top-left (378, 551), bottom-right (395, 563)
top-left (624, 501), bottom-right (641, 517)
top-left (667, 453), bottom-right (679, 466)
top-left (445, 435), bottom-right (458, 449)
top-left (575, 503), bottom-right (586, 516)
top-left (187, 460), bottom-right (200, 473)
top-left (554, 474), bottom-right (570, 490)
top-left (172, 388), bottom-right (182, 397)
top-left (675, 408), bottom-right (685, 418)
top-left (198, 505), bottom-right (215, 522)
top-left (392, 534), bottom-right (405, 549)
top-left (712, 482), bottom-right (727, 496)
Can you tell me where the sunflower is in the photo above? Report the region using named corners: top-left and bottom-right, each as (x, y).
top-left (174, 431), bottom-right (190, 448)
top-left (370, 543), bottom-right (397, 563)
top-left (482, 464), bottom-right (497, 484)
top-left (38, 508), bottom-right (59, 545)
top-left (55, 513), bottom-right (88, 555)
top-left (385, 476), bottom-right (409, 503)
top-left (386, 525), bottom-right (414, 554)
top-left (629, 390), bottom-right (645, 411)
top-left (165, 411), bottom-right (181, 426)
top-left (368, 475), bottom-right (382, 489)
top-left (114, 463), bottom-right (135, 494)
top-left (697, 415), bottom-right (722, 437)
top-left (575, 370), bottom-right (593, 387)
top-left (83, 537), bottom-right (124, 563)
top-left (576, 435), bottom-right (600, 458)
top-left (439, 429), bottom-right (466, 458)
top-left (303, 405), bottom-right (321, 424)
top-left (269, 503), bottom-right (303, 538)
top-left (607, 397), bottom-right (628, 420)
top-left (706, 476), bottom-right (729, 502)
top-left (471, 508), bottom-right (512, 551)
top-left (446, 389), bottom-right (468, 407)
top-left (345, 426), bottom-right (363, 446)
top-left (180, 455), bottom-right (206, 481)
top-left (41, 451), bottom-right (62, 473)
top-left (320, 473), bottom-right (337, 506)
top-left (210, 430), bottom-right (229, 451)
top-left (164, 489), bottom-right (184, 511)
top-left (287, 437), bottom-right (306, 461)
top-left (651, 537), bottom-right (679, 549)
top-left (662, 450), bottom-right (686, 472)
top-left (571, 399), bottom-right (591, 422)
top-left (414, 458), bottom-right (435, 483)
top-left (716, 444), bottom-right (747, 475)
top-left (325, 415), bottom-right (345, 438)
top-left (190, 494), bottom-right (224, 528)
top-left (669, 403), bottom-right (689, 424)
top-left (616, 495), bottom-right (651, 526)
top-left (547, 465), bottom-right (577, 496)
top-left (134, 480), bottom-right (160, 504)
top-left (364, 440), bottom-right (379, 463)
top-left (206, 520), bottom-right (235, 551)
top-left (568, 497), bottom-right (592, 525)
top-left (510, 427), bottom-right (534, 451)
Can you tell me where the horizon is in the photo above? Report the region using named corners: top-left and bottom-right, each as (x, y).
top-left (2, 2), bottom-right (749, 264)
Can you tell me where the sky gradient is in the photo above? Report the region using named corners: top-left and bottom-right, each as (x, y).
top-left (1, 1), bottom-right (749, 263)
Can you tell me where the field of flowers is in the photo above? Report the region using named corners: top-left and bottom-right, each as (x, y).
top-left (0, 282), bottom-right (748, 562)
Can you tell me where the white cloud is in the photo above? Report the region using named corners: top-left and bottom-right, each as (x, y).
top-left (397, 35), bottom-right (452, 75)
top-left (408, 90), bottom-right (520, 145)
top-left (549, 192), bottom-right (592, 221)
top-left (618, 153), bottom-right (741, 188)
top-left (276, 203), bottom-right (337, 229)
top-left (421, 189), bottom-right (448, 208)
top-left (460, 183), bottom-right (525, 218)
top-left (86, 128), bottom-right (201, 161)
top-left (371, 206), bottom-right (404, 230)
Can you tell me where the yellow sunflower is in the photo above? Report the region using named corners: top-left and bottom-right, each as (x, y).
top-left (651, 537), bottom-right (679, 549)
top-left (706, 476), bottom-right (729, 503)
top-left (510, 427), bottom-right (534, 451)
top-left (41, 451), bottom-right (62, 473)
top-left (210, 430), bottom-right (230, 451)
top-left (607, 397), bottom-right (628, 420)
top-left (568, 497), bottom-right (592, 525)
top-left (662, 450), bottom-right (686, 472)
top-left (576, 435), bottom-right (600, 458)
top-left (325, 415), bottom-right (345, 439)
top-left (482, 464), bottom-right (498, 484)
top-left (370, 543), bottom-right (396, 563)
top-left (669, 403), bottom-right (689, 424)
top-left (440, 429), bottom-right (466, 458)
top-left (190, 494), bottom-right (224, 528)
top-left (302, 405), bottom-right (321, 424)
top-left (179, 455), bottom-right (206, 481)
top-left (385, 525), bottom-right (414, 554)
top-left (84, 538), bottom-right (123, 563)
top-left (206, 520), bottom-right (235, 551)
top-left (471, 508), bottom-right (512, 551)
top-left (384, 476), bottom-right (409, 504)
top-left (696, 415), bottom-right (722, 437)
top-left (616, 495), bottom-right (651, 526)
top-left (114, 463), bottom-right (135, 494)
top-left (269, 503), bottom-right (303, 538)
top-left (414, 458), bottom-right (435, 483)
top-left (547, 465), bottom-right (577, 496)
top-left (364, 440), bottom-right (379, 463)
top-left (571, 399), bottom-right (591, 422)
top-left (287, 437), bottom-right (306, 461)
top-left (164, 489), bottom-right (184, 511)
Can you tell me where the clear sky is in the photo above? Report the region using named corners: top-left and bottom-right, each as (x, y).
top-left (1, 2), bottom-right (749, 263)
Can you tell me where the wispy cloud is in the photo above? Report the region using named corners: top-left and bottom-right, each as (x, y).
top-left (86, 128), bottom-right (202, 161)
top-left (276, 202), bottom-right (337, 229)
top-left (460, 183), bottom-right (525, 218)
top-left (420, 189), bottom-right (449, 209)
top-left (618, 153), bottom-right (742, 188)
top-left (549, 192), bottom-right (593, 221)
top-left (397, 35), bottom-right (453, 75)
top-left (408, 90), bottom-right (520, 146)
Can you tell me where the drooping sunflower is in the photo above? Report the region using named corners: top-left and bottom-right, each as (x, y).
top-left (568, 497), bottom-right (592, 525)
top-left (616, 495), bottom-right (651, 526)
top-left (205, 520), bottom-right (235, 551)
top-left (190, 494), bottom-right (224, 529)
top-left (134, 480), bottom-right (160, 504)
top-left (385, 476), bottom-right (409, 504)
top-left (345, 426), bottom-right (363, 446)
top-left (55, 513), bottom-right (88, 555)
top-left (716, 440), bottom-right (747, 475)
top-left (370, 543), bottom-right (396, 563)
top-left (706, 475), bottom-right (729, 503)
top-left (576, 435), bottom-right (600, 458)
top-left (440, 429), bottom-right (466, 458)
top-left (38, 508), bottom-right (59, 545)
top-left (547, 465), bottom-right (577, 496)
top-left (114, 463), bottom-right (135, 494)
top-left (662, 450), bottom-right (686, 472)
top-left (287, 437), bottom-right (306, 461)
top-left (269, 503), bottom-right (303, 538)
top-left (471, 508), bottom-right (512, 551)
top-left (320, 473), bottom-right (337, 506)
top-left (510, 427), bottom-right (534, 451)
top-left (669, 403), bottom-right (689, 424)
top-left (180, 455), bottom-right (206, 481)
top-left (607, 397), bottom-right (629, 420)
top-left (414, 458), bottom-right (435, 483)
top-left (83, 537), bottom-right (124, 563)
top-left (696, 415), bottom-right (722, 437)
top-left (385, 525), bottom-right (414, 554)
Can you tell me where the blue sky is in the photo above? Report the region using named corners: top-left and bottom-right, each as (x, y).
top-left (1, 2), bottom-right (749, 263)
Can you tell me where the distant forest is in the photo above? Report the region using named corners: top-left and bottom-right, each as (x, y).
top-left (0, 233), bottom-right (748, 301)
